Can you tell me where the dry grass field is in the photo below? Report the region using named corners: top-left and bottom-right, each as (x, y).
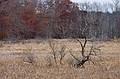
top-left (0, 39), bottom-right (120, 79)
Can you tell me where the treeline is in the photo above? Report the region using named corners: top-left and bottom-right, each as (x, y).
top-left (0, 0), bottom-right (120, 40)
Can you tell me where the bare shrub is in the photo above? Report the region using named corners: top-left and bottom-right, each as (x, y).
top-left (0, 41), bottom-right (4, 47)
top-left (69, 38), bottom-right (102, 68)
top-left (45, 55), bottom-right (53, 67)
top-left (22, 48), bottom-right (36, 64)
top-left (59, 45), bottom-right (66, 65)
top-left (48, 40), bottom-right (66, 66)
top-left (48, 39), bottom-right (58, 65)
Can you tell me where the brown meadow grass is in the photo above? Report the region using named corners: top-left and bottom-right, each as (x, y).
top-left (0, 39), bottom-right (120, 79)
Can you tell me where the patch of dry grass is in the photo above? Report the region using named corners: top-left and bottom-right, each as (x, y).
top-left (0, 39), bottom-right (120, 79)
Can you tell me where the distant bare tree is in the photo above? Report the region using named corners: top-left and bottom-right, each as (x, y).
top-left (79, 2), bottom-right (91, 11)
top-left (112, 0), bottom-right (120, 11)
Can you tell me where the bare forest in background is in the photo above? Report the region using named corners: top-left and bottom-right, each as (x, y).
top-left (0, 0), bottom-right (120, 40)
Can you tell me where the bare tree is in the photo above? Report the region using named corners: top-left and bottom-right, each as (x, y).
top-left (69, 38), bottom-right (101, 68)
top-left (79, 2), bottom-right (91, 11)
top-left (112, 0), bottom-right (120, 11)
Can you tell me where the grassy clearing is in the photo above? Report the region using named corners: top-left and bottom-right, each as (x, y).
top-left (0, 39), bottom-right (120, 79)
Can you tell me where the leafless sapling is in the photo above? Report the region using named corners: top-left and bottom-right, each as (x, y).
top-left (48, 39), bottom-right (58, 65)
top-left (59, 45), bottom-right (66, 65)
